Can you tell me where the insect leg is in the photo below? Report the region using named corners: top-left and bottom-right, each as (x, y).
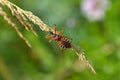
top-left (45, 35), bottom-right (52, 39)
top-left (59, 30), bottom-right (64, 35)
top-left (45, 35), bottom-right (54, 42)
top-left (53, 24), bottom-right (57, 34)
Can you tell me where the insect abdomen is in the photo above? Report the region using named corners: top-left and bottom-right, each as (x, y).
top-left (58, 40), bottom-right (71, 49)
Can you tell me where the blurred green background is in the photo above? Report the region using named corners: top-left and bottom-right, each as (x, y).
top-left (0, 0), bottom-right (120, 80)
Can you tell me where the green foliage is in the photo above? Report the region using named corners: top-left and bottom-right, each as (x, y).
top-left (0, 0), bottom-right (120, 80)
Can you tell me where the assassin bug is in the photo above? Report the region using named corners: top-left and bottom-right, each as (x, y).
top-left (46, 24), bottom-right (72, 49)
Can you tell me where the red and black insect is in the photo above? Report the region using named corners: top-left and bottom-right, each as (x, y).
top-left (46, 24), bottom-right (72, 49)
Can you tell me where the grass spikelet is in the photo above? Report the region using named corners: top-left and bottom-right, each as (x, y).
top-left (0, 7), bottom-right (32, 48)
top-left (0, 0), bottom-right (96, 74)
top-left (72, 45), bottom-right (96, 74)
